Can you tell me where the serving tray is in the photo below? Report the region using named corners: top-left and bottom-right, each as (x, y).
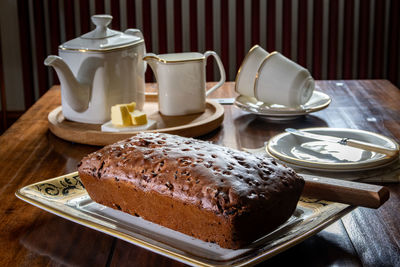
top-left (16, 172), bottom-right (354, 266)
top-left (48, 94), bottom-right (224, 146)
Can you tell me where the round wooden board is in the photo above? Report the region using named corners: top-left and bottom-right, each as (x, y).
top-left (48, 96), bottom-right (224, 146)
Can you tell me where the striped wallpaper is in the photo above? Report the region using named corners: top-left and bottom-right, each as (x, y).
top-left (1, 0), bottom-right (400, 115)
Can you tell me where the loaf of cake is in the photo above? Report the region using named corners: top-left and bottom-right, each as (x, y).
top-left (78, 132), bottom-right (304, 249)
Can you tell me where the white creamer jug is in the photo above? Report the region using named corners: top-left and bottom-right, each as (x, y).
top-left (144, 51), bottom-right (225, 116)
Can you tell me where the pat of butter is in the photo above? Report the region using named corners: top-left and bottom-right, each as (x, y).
top-left (111, 105), bottom-right (132, 126)
top-left (126, 102), bottom-right (136, 112)
top-left (130, 110), bottom-right (148, 125)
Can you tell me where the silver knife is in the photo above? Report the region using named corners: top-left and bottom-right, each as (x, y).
top-left (213, 98), bottom-right (235, 105)
top-left (285, 128), bottom-right (399, 157)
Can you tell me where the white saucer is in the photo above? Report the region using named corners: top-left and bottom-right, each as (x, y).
top-left (234, 90), bottom-right (331, 120)
top-left (267, 127), bottom-right (400, 172)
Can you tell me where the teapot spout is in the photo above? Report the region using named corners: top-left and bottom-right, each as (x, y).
top-left (44, 56), bottom-right (90, 112)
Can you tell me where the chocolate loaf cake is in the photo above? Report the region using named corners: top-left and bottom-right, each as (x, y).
top-left (78, 132), bottom-right (304, 249)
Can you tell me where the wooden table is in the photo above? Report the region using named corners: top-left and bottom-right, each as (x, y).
top-left (1, 81), bottom-right (400, 266)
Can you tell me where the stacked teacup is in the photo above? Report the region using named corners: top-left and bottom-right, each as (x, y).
top-left (236, 45), bottom-right (315, 107)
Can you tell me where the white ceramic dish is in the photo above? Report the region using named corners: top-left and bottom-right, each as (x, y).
top-left (235, 45), bottom-right (269, 97)
top-left (254, 51), bottom-right (314, 107)
top-left (267, 128), bottom-right (400, 171)
top-left (16, 172), bottom-right (354, 266)
top-left (144, 51), bottom-right (225, 116)
top-left (234, 90), bottom-right (331, 120)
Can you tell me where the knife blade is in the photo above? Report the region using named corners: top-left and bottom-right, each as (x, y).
top-left (285, 128), bottom-right (399, 157)
top-left (213, 98), bottom-right (235, 105)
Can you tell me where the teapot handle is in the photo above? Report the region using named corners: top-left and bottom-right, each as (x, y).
top-left (125, 29), bottom-right (144, 40)
top-left (125, 29), bottom-right (147, 70)
top-left (204, 51), bottom-right (226, 96)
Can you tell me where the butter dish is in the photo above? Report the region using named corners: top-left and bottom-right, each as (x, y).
top-left (101, 119), bottom-right (157, 132)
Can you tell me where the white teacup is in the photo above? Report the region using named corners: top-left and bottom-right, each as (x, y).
top-left (235, 45), bottom-right (269, 97)
top-left (254, 52), bottom-right (315, 107)
top-left (144, 51), bottom-right (226, 116)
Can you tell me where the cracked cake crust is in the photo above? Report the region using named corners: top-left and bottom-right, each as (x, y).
top-left (78, 132), bottom-right (304, 249)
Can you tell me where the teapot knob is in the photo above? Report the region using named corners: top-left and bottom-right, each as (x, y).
top-left (81, 14), bottom-right (117, 39)
top-left (91, 14), bottom-right (113, 31)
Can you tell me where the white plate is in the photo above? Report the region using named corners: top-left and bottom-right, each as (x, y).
top-left (16, 172), bottom-right (354, 266)
top-left (267, 128), bottom-right (399, 171)
top-left (234, 90), bottom-right (331, 120)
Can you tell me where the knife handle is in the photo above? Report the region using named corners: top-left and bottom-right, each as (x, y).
top-left (302, 176), bottom-right (390, 209)
top-left (346, 139), bottom-right (398, 157)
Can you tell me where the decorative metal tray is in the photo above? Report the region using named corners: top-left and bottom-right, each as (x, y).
top-left (16, 172), bottom-right (354, 266)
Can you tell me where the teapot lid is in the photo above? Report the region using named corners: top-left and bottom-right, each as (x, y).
top-left (59, 15), bottom-right (143, 52)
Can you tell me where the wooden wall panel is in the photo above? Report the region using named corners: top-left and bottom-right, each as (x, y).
top-left (32, 1), bottom-right (48, 97)
top-left (357, 0), bottom-right (370, 79)
top-left (17, 0), bottom-right (35, 110)
top-left (342, 0), bottom-right (354, 79)
top-left (174, 0), bottom-right (183, 53)
top-left (95, 0), bottom-right (105, 14)
top-left (0, 31), bottom-right (6, 131)
top-left (251, 0), bottom-right (260, 46)
top-left (15, 0), bottom-right (400, 85)
top-left (266, 0), bottom-right (276, 52)
top-left (158, 0), bottom-right (167, 54)
top-left (64, 0), bottom-right (76, 40)
top-left (282, 0), bottom-right (291, 58)
top-left (126, 0), bottom-right (136, 28)
top-left (372, 0), bottom-right (385, 79)
top-left (297, 0), bottom-right (308, 68)
top-left (142, 0), bottom-right (152, 82)
top-left (205, 0), bottom-right (214, 80)
top-left (79, 0), bottom-right (91, 34)
top-left (189, 0), bottom-right (198, 52)
top-left (312, 0), bottom-right (323, 79)
top-left (327, 0), bottom-right (339, 79)
top-left (388, 0), bottom-right (400, 85)
top-left (220, 0), bottom-right (229, 78)
top-left (110, 0), bottom-right (121, 30)
top-left (236, 0), bottom-right (245, 71)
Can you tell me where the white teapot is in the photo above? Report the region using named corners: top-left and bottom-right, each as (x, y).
top-left (45, 14), bottom-right (146, 124)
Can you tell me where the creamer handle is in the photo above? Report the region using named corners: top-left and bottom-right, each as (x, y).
top-left (204, 51), bottom-right (226, 96)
